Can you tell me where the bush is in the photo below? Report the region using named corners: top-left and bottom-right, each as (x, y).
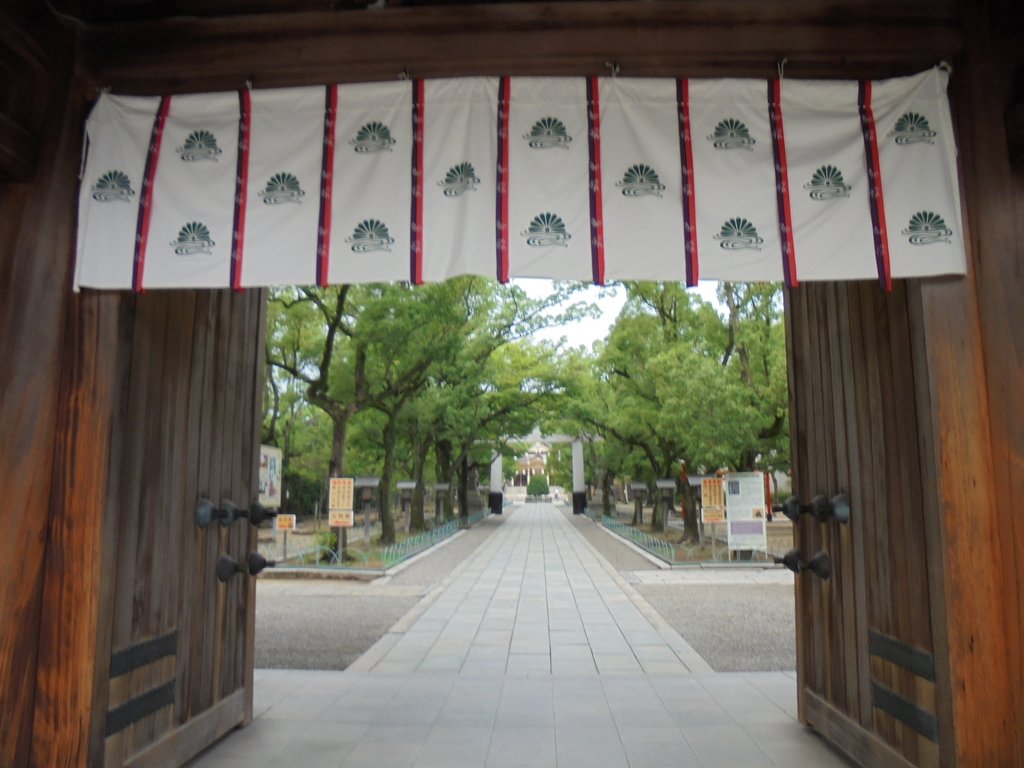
top-left (312, 529), bottom-right (337, 552)
top-left (526, 475), bottom-right (550, 496)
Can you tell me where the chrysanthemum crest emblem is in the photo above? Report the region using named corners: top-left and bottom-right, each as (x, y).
top-left (178, 130), bottom-right (222, 161)
top-left (708, 118), bottom-right (755, 150)
top-left (902, 211), bottom-right (952, 245)
top-left (438, 162), bottom-right (480, 197)
top-left (524, 117), bottom-right (573, 149)
top-left (350, 122), bottom-right (396, 153)
top-left (259, 172), bottom-right (305, 204)
top-left (91, 170), bottom-right (135, 202)
top-left (346, 219), bottom-right (395, 252)
top-left (171, 222), bottom-right (215, 255)
top-left (522, 212), bottom-right (571, 247)
top-left (889, 112), bottom-right (936, 145)
top-left (714, 218), bottom-right (764, 250)
top-left (616, 164), bottom-right (666, 197)
top-left (804, 165), bottom-right (851, 200)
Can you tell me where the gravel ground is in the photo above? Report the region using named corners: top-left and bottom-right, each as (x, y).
top-left (255, 513), bottom-right (506, 670)
top-left (255, 592), bottom-right (420, 670)
top-left (637, 584), bottom-right (796, 672)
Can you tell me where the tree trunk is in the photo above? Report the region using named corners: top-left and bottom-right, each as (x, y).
top-left (436, 439), bottom-right (454, 519)
top-left (458, 453), bottom-right (469, 520)
top-left (329, 412), bottom-right (348, 477)
top-left (602, 470), bottom-right (613, 517)
top-left (679, 482), bottom-right (699, 541)
top-left (378, 412), bottom-right (398, 544)
top-left (410, 438), bottom-right (429, 532)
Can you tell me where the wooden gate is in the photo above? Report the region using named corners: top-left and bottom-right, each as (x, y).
top-left (90, 290), bottom-right (266, 767)
top-left (787, 281), bottom-right (953, 767)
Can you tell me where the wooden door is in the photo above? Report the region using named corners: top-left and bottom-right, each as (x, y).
top-left (92, 289), bottom-right (266, 768)
top-left (786, 281), bottom-right (952, 768)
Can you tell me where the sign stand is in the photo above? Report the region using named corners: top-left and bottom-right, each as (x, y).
top-left (328, 477), bottom-right (355, 562)
top-left (701, 477), bottom-right (726, 561)
top-left (275, 513), bottom-right (297, 560)
top-left (724, 472), bottom-right (768, 559)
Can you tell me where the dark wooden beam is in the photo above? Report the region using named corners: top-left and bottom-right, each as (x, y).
top-left (76, 0), bottom-right (964, 93)
top-left (0, 112), bottom-right (38, 181)
top-left (0, 72), bottom-right (79, 768)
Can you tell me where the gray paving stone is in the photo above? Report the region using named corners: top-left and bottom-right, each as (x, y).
top-left (193, 505), bottom-right (858, 768)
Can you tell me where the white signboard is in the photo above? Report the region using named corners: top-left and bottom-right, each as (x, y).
top-left (724, 472), bottom-right (768, 553)
top-left (329, 508), bottom-right (354, 528)
top-left (275, 513), bottom-right (296, 532)
top-left (328, 477), bottom-right (355, 528)
top-left (259, 445), bottom-right (283, 508)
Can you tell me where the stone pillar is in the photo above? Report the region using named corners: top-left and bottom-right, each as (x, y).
top-left (572, 438), bottom-right (587, 515)
top-left (489, 452), bottom-right (503, 515)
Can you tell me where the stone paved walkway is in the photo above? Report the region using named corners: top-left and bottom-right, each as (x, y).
top-left (188, 504), bottom-right (853, 768)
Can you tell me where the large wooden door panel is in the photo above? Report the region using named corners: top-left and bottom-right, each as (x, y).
top-left (95, 290), bottom-right (265, 768)
top-left (787, 282), bottom-right (947, 768)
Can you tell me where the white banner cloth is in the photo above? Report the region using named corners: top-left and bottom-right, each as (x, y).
top-left (75, 68), bottom-right (966, 291)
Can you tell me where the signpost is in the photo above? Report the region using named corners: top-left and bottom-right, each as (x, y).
top-left (701, 477), bottom-right (726, 560)
top-left (724, 471), bottom-right (768, 559)
top-left (275, 513), bottom-right (296, 559)
top-left (329, 477), bottom-right (354, 561)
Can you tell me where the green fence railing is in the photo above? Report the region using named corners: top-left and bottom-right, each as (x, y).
top-left (600, 515), bottom-right (677, 564)
top-left (379, 519), bottom-right (461, 568)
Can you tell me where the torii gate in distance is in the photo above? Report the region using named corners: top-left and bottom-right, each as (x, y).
top-left (489, 433), bottom-right (596, 516)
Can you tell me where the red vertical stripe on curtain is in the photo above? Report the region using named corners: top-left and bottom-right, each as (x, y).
top-left (769, 79), bottom-right (799, 287)
top-left (495, 76), bottom-right (511, 283)
top-left (587, 77), bottom-right (605, 286)
top-left (677, 79), bottom-right (699, 287)
top-left (230, 89), bottom-right (252, 291)
top-left (410, 79), bottom-right (425, 285)
top-left (859, 80), bottom-right (893, 292)
top-left (132, 95), bottom-right (171, 292)
top-left (317, 84), bottom-right (338, 287)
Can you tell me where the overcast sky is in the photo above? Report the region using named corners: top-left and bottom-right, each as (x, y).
top-left (516, 278), bottom-right (721, 350)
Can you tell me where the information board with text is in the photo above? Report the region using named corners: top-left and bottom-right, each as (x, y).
top-left (701, 477), bottom-right (726, 524)
top-left (724, 472), bottom-right (768, 553)
top-left (329, 477), bottom-right (355, 528)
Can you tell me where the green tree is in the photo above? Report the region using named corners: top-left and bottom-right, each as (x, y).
top-left (551, 281), bottom-right (788, 538)
top-left (526, 475), bottom-right (549, 496)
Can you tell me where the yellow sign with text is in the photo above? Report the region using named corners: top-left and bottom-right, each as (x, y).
top-left (701, 477), bottom-right (726, 523)
top-left (329, 477), bottom-right (354, 512)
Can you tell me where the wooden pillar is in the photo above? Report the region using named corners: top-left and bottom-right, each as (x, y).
top-left (927, 9), bottom-right (1024, 760)
top-left (0, 71), bottom-right (81, 767)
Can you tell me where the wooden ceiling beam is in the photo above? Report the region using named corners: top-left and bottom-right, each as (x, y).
top-left (77, 1), bottom-right (963, 92)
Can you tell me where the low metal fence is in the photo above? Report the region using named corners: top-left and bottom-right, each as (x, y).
top-left (259, 511), bottom-right (489, 572)
top-left (379, 519), bottom-right (460, 568)
top-left (600, 515), bottom-right (677, 564)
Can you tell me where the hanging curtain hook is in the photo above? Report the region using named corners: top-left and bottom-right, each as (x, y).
top-left (777, 57), bottom-right (788, 81)
top-left (399, 67), bottom-right (411, 81)
top-left (937, 60), bottom-right (953, 74)
top-left (245, 78), bottom-right (253, 91)
top-left (605, 60), bottom-right (620, 78)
